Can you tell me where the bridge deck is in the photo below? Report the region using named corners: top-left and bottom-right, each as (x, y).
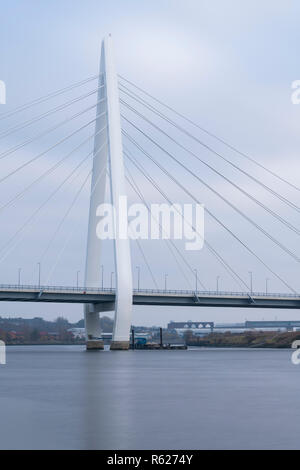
top-left (0, 285), bottom-right (299, 309)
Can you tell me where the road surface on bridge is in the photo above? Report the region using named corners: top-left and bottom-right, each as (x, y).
top-left (0, 285), bottom-right (299, 309)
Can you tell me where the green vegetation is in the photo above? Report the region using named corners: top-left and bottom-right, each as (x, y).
top-left (0, 315), bottom-right (114, 345)
top-left (184, 330), bottom-right (300, 348)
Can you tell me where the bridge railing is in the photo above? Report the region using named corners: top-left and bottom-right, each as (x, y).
top-left (133, 289), bottom-right (300, 298)
top-left (0, 284), bottom-right (298, 298)
top-left (0, 283), bottom-right (115, 294)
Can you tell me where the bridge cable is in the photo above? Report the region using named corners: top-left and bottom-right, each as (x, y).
top-left (0, 95), bottom-right (106, 163)
top-left (44, 148), bottom-right (113, 285)
top-left (0, 123), bottom-right (108, 215)
top-left (119, 86), bottom-right (300, 213)
top-left (43, 167), bottom-right (93, 285)
top-left (124, 147), bottom-right (250, 292)
top-left (122, 130), bottom-right (297, 294)
top-left (118, 75), bottom-right (300, 193)
top-left (0, 85), bottom-right (105, 140)
top-left (125, 163), bottom-right (195, 290)
top-left (52, 161), bottom-right (159, 290)
top-left (134, 239), bottom-right (160, 291)
top-left (39, 140), bottom-right (108, 265)
top-left (125, 155), bottom-right (206, 290)
top-left (122, 117), bottom-right (300, 264)
top-left (125, 160), bottom-right (200, 291)
top-left (1, 155), bottom-right (93, 273)
top-left (0, 135), bottom-right (107, 265)
top-left (125, 171), bottom-right (164, 290)
top-left (123, 144), bottom-right (251, 292)
top-left (106, 166), bottom-right (160, 291)
top-left (0, 107), bottom-right (107, 186)
top-left (45, 140), bottom-right (113, 288)
top-left (124, 131), bottom-right (298, 294)
top-left (120, 98), bottom-right (300, 233)
top-left (0, 73), bottom-right (103, 122)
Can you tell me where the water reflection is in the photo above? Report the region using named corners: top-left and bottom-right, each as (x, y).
top-left (0, 346), bottom-right (300, 449)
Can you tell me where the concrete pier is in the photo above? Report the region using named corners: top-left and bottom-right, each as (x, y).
top-left (110, 341), bottom-right (130, 351)
top-left (86, 340), bottom-right (104, 351)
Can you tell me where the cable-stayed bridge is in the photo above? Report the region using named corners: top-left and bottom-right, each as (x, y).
top-left (0, 35), bottom-right (299, 349)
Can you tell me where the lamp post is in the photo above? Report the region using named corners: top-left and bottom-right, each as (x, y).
top-left (216, 275), bottom-right (220, 293)
top-left (101, 265), bottom-right (104, 290)
top-left (37, 262), bottom-right (41, 288)
top-left (76, 271), bottom-right (80, 289)
top-left (266, 278), bottom-right (269, 295)
top-left (164, 274), bottom-right (168, 292)
top-left (18, 268), bottom-right (22, 287)
top-left (110, 272), bottom-right (114, 290)
top-left (136, 266), bottom-right (140, 291)
top-left (194, 269), bottom-right (198, 293)
top-left (248, 271), bottom-right (253, 294)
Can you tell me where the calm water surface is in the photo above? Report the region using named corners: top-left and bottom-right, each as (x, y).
top-left (0, 346), bottom-right (299, 449)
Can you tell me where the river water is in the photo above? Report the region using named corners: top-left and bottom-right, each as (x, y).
top-left (0, 346), bottom-right (299, 449)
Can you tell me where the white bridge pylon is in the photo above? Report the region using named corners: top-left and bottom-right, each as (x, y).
top-left (84, 35), bottom-right (133, 350)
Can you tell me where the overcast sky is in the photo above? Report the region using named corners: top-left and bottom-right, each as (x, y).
top-left (0, 0), bottom-right (299, 325)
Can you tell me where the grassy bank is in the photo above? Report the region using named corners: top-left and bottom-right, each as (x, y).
top-left (185, 331), bottom-right (300, 348)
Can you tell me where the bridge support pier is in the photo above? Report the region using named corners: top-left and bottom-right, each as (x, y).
top-left (110, 341), bottom-right (130, 351)
top-left (85, 307), bottom-right (104, 350)
top-left (86, 340), bottom-right (104, 351)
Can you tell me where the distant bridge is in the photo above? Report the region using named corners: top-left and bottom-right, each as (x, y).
top-left (0, 285), bottom-right (300, 309)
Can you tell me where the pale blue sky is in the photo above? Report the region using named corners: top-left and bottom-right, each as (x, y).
top-left (0, 0), bottom-right (299, 324)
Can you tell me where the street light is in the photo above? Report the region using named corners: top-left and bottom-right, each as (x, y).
top-left (37, 262), bottom-right (41, 287)
top-left (136, 266), bottom-right (140, 291)
top-left (164, 274), bottom-right (168, 292)
top-left (216, 275), bottom-right (220, 293)
top-left (101, 265), bottom-right (104, 290)
top-left (248, 271), bottom-right (253, 294)
top-left (76, 271), bottom-right (80, 289)
top-left (18, 268), bottom-right (22, 287)
top-left (194, 269), bottom-right (198, 293)
top-left (110, 272), bottom-right (114, 290)
top-left (266, 278), bottom-right (270, 295)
